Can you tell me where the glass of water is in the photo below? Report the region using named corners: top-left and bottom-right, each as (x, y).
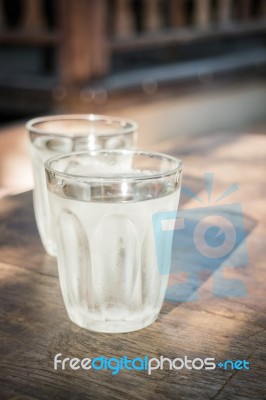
top-left (27, 115), bottom-right (138, 256)
top-left (45, 150), bottom-right (183, 333)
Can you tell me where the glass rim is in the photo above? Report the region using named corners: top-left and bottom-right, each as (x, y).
top-left (44, 150), bottom-right (183, 182)
top-left (26, 114), bottom-right (138, 137)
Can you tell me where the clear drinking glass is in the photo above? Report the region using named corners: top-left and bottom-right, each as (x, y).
top-left (27, 115), bottom-right (138, 256)
top-left (45, 150), bottom-right (183, 333)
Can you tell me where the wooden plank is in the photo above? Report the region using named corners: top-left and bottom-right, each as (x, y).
top-left (88, 0), bottom-right (110, 77)
top-left (0, 259), bottom-right (265, 399)
top-left (0, 129), bottom-right (266, 398)
top-left (168, 0), bottom-right (187, 28)
top-left (142, 0), bottom-right (163, 32)
top-left (260, 0), bottom-right (266, 17)
top-left (91, 48), bottom-right (266, 91)
top-left (0, 30), bottom-right (58, 45)
top-left (194, 0), bottom-right (211, 29)
top-left (110, 20), bottom-right (266, 52)
top-left (217, 0), bottom-right (232, 24)
top-left (0, 191), bottom-right (57, 275)
top-left (58, 0), bottom-right (109, 84)
top-left (238, 0), bottom-right (252, 21)
top-left (20, 0), bottom-right (46, 30)
top-left (0, 0), bottom-right (5, 29)
top-left (113, 0), bottom-right (135, 37)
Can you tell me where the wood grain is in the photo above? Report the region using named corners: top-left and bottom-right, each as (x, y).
top-left (0, 130), bottom-right (266, 399)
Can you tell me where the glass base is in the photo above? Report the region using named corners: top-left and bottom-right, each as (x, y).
top-left (67, 310), bottom-right (159, 333)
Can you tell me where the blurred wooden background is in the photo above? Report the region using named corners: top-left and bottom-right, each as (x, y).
top-left (0, 0), bottom-right (265, 114)
top-left (0, 0), bottom-right (265, 195)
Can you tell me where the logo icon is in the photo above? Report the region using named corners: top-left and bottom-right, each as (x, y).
top-left (153, 173), bottom-right (251, 301)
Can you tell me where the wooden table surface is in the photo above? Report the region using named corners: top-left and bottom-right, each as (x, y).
top-left (0, 130), bottom-right (265, 400)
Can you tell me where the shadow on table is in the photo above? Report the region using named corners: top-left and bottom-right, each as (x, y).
top-left (0, 191), bottom-right (57, 275)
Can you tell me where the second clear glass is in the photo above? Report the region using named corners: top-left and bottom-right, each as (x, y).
top-left (27, 114), bottom-right (138, 256)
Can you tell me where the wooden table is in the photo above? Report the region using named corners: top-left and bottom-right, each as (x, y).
top-left (0, 131), bottom-right (265, 399)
